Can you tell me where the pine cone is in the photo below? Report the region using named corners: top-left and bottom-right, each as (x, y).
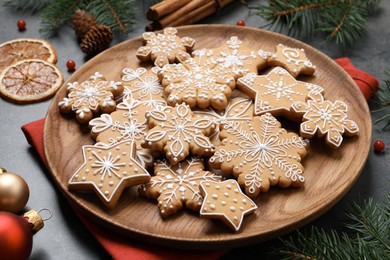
top-left (80, 25), bottom-right (113, 57)
top-left (72, 10), bottom-right (97, 39)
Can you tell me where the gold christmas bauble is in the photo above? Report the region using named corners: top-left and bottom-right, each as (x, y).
top-left (0, 172), bottom-right (29, 213)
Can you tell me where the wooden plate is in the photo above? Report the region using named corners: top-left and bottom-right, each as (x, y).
top-left (44, 25), bottom-right (371, 250)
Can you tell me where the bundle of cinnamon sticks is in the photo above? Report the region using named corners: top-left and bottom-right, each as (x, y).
top-left (146, 0), bottom-right (236, 31)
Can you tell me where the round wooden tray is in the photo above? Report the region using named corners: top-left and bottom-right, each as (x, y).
top-left (44, 25), bottom-right (371, 250)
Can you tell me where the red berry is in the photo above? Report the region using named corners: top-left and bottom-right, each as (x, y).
top-left (17, 20), bottom-right (26, 31)
top-left (373, 140), bottom-right (385, 153)
top-left (66, 60), bottom-right (76, 72)
top-left (236, 20), bottom-right (246, 26)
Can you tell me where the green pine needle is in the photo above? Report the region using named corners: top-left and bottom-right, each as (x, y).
top-left (275, 195), bottom-right (390, 259)
top-left (3, 0), bottom-right (53, 14)
top-left (372, 69), bottom-right (390, 129)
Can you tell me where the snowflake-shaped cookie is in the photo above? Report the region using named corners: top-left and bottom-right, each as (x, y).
top-left (139, 157), bottom-right (222, 217)
top-left (291, 90), bottom-right (359, 149)
top-left (192, 36), bottom-right (269, 79)
top-left (89, 96), bottom-right (156, 168)
top-left (120, 67), bottom-right (167, 109)
top-left (58, 72), bottom-right (123, 124)
top-left (193, 97), bottom-right (253, 146)
top-left (142, 103), bottom-right (215, 165)
top-left (68, 140), bottom-right (150, 208)
top-left (237, 67), bottom-right (323, 118)
top-left (136, 27), bottom-right (195, 68)
top-left (209, 113), bottom-right (309, 198)
top-left (159, 55), bottom-right (236, 110)
top-left (199, 179), bottom-right (257, 232)
top-left (268, 44), bottom-right (316, 78)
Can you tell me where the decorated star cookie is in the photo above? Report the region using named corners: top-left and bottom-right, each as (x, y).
top-left (159, 55), bottom-right (235, 110)
top-left (68, 140), bottom-right (150, 208)
top-left (120, 67), bottom-right (167, 109)
top-left (237, 67), bottom-right (323, 119)
top-left (141, 103), bottom-right (215, 165)
top-left (89, 96), bottom-right (156, 168)
top-left (193, 97), bottom-right (253, 146)
top-left (199, 179), bottom-right (257, 232)
top-left (139, 157), bottom-right (222, 217)
top-left (209, 113), bottom-right (308, 198)
top-left (290, 90), bottom-right (359, 149)
top-left (268, 44), bottom-right (316, 78)
top-left (192, 36), bottom-right (269, 79)
top-left (58, 72), bottom-right (123, 124)
top-left (136, 27), bottom-right (195, 68)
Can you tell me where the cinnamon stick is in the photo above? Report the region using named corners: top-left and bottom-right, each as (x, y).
top-left (147, 0), bottom-right (191, 21)
top-left (166, 1), bottom-right (217, 28)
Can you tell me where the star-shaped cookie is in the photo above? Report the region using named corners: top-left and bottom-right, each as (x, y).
top-left (199, 179), bottom-right (257, 232)
top-left (237, 67), bottom-right (323, 118)
top-left (267, 44), bottom-right (316, 78)
top-left (68, 140), bottom-right (150, 208)
top-left (291, 90), bottom-right (359, 148)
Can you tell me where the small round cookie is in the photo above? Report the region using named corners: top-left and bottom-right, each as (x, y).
top-left (141, 103), bottom-right (216, 165)
top-left (136, 27), bottom-right (195, 68)
top-left (58, 72), bottom-right (123, 124)
top-left (199, 179), bottom-right (257, 232)
top-left (68, 140), bottom-right (150, 209)
top-left (267, 44), bottom-right (316, 78)
top-left (209, 113), bottom-right (309, 198)
top-left (139, 157), bottom-right (222, 218)
top-left (237, 67), bottom-right (323, 119)
top-left (290, 90), bottom-right (359, 149)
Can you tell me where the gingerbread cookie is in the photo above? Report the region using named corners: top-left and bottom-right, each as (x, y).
top-left (268, 44), bottom-right (316, 78)
top-left (290, 90), bottom-right (359, 149)
top-left (192, 36), bottom-right (268, 79)
top-left (89, 96), bottom-right (156, 168)
top-left (209, 113), bottom-right (308, 198)
top-left (120, 67), bottom-right (167, 109)
top-left (141, 103), bottom-right (215, 165)
top-left (159, 55), bottom-right (235, 110)
top-left (193, 97), bottom-right (253, 146)
top-left (139, 157), bottom-right (222, 217)
top-left (136, 27), bottom-right (195, 68)
top-left (199, 179), bottom-right (257, 232)
top-left (58, 72), bottom-right (123, 124)
top-left (68, 140), bottom-right (150, 208)
top-left (237, 67), bottom-right (323, 119)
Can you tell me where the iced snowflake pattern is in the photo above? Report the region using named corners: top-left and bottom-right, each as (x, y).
top-left (136, 27), bottom-right (195, 67)
top-left (139, 157), bottom-right (222, 217)
top-left (142, 103), bottom-right (215, 165)
top-left (291, 90), bottom-right (359, 148)
top-left (209, 113), bottom-right (308, 198)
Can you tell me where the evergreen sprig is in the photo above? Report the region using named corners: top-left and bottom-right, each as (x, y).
top-left (275, 195), bottom-right (390, 259)
top-left (254, 0), bottom-right (380, 47)
top-left (3, 0), bottom-right (52, 14)
top-left (372, 70), bottom-right (390, 129)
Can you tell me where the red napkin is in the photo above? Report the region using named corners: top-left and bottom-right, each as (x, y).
top-left (21, 58), bottom-right (378, 259)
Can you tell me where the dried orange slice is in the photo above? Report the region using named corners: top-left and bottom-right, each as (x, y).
top-left (0, 59), bottom-right (64, 104)
top-left (0, 38), bottom-right (57, 72)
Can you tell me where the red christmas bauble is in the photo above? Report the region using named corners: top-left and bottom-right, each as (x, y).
top-left (374, 140), bottom-right (385, 153)
top-left (17, 20), bottom-right (26, 31)
top-left (0, 212), bottom-right (33, 260)
top-left (236, 20), bottom-right (245, 26)
top-left (66, 60), bottom-right (76, 72)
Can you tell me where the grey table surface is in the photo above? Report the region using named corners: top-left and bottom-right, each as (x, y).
top-left (0, 1), bottom-right (388, 259)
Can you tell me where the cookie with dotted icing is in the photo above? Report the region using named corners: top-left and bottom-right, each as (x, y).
top-left (193, 97), bottom-right (253, 146)
top-left (209, 113), bottom-right (309, 198)
top-left (199, 179), bottom-right (257, 232)
top-left (268, 44), bottom-right (316, 78)
top-left (138, 157), bottom-right (222, 217)
top-left (119, 67), bottom-right (167, 109)
top-left (159, 55), bottom-right (235, 110)
top-left (89, 96), bottom-right (157, 168)
top-left (290, 90), bottom-right (359, 149)
top-left (192, 36), bottom-right (269, 80)
top-left (58, 72), bottom-right (123, 124)
top-left (68, 140), bottom-right (150, 208)
top-left (136, 27), bottom-right (195, 68)
top-left (141, 103), bottom-right (216, 165)
top-left (237, 67), bottom-right (323, 119)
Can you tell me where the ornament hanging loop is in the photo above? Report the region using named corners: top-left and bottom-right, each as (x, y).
top-left (38, 208), bottom-right (53, 221)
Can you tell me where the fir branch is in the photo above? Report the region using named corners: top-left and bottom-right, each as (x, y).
top-left (372, 69), bottom-right (390, 129)
top-left (3, 0), bottom-right (53, 14)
